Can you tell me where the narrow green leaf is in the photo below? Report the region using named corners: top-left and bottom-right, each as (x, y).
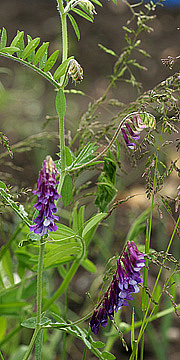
top-left (35, 330), bottom-right (43, 360)
top-left (48, 223), bottom-right (76, 241)
top-left (129, 341), bottom-right (138, 360)
top-left (91, 0), bottom-right (102, 6)
top-left (21, 316), bottom-right (50, 329)
top-left (44, 49), bottom-right (59, 73)
top-left (43, 243), bottom-right (79, 268)
top-left (39, 47), bottom-right (48, 69)
top-left (0, 47), bottom-right (20, 55)
top-left (56, 88), bottom-right (66, 119)
top-left (10, 31), bottom-right (24, 48)
top-left (2, 249), bottom-right (14, 285)
top-left (61, 174), bottom-right (73, 207)
top-left (22, 37), bottom-right (40, 60)
top-left (126, 208), bottom-right (151, 242)
top-left (98, 43), bottom-right (118, 57)
top-left (81, 258), bottom-right (96, 273)
top-left (65, 146), bottom-right (73, 166)
top-left (71, 8), bottom-right (93, 22)
top-left (16, 30), bottom-right (25, 58)
top-left (0, 28), bottom-right (7, 49)
top-left (26, 35), bottom-right (35, 63)
top-left (68, 14), bottom-right (80, 40)
top-left (82, 213), bottom-right (106, 238)
top-left (53, 56), bottom-right (73, 80)
top-left (77, 206), bottom-right (85, 236)
top-left (0, 317), bottom-right (7, 341)
top-left (102, 351), bottom-right (116, 360)
top-left (92, 341), bottom-right (105, 348)
top-left (33, 42), bottom-right (49, 66)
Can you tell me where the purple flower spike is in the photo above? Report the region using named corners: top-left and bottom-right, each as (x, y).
top-left (121, 112), bottom-right (156, 149)
top-left (30, 156), bottom-right (60, 236)
top-left (90, 241), bottom-right (145, 335)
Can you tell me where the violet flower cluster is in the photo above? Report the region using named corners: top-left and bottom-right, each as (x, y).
top-left (121, 112), bottom-right (156, 149)
top-left (30, 156), bottom-right (60, 236)
top-left (90, 241), bottom-right (145, 335)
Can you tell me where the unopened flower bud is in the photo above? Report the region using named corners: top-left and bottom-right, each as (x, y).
top-left (68, 59), bottom-right (83, 83)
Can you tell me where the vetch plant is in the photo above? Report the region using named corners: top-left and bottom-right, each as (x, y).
top-left (0, 1), bottom-right (179, 360)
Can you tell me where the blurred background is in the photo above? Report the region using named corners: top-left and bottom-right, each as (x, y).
top-left (0, 1), bottom-right (180, 359)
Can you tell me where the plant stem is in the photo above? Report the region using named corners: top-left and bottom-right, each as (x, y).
top-left (22, 238), bottom-right (45, 360)
top-left (42, 258), bottom-right (81, 311)
top-left (62, 264), bottom-right (69, 360)
top-left (0, 352), bottom-right (5, 360)
top-left (37, 239), bottom-right (45, 325)
top-left (137, 214), bottom-right (180, 345)
top-left (57, 0), bottom-right (68, 64)
top-left (56, 0), bottom-right (68, 191)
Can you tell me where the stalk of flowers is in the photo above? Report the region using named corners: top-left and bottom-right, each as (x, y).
top-left (90, 241), bottom-right (145, 335)
top-left (30, 155), bottom-right (60, 236)
top-left (121, 112), bottom-right (156, 149)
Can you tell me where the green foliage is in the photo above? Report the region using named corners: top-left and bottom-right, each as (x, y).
top-left (95, 151), bottom-right (117, 212)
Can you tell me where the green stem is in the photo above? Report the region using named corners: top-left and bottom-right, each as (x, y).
top-left (137, 214), bottom-right (180, 345)
top-left (62, 264), bottom-right (69, 360)
top-left (57, 0), bottom-right (68, 64)
top-left (0, 352), bottom-right (5, 360)
top-left (56, 0), bottom-right (68, 191)
top-left (82, 327), bottom-right (91, 360)
top-left (37, 239), bottom-right (45, 325)
top-left (22, 327), bottom-right (41, 360)
top-left (22, 238), bottom-right (45, 360)
top-left (42, 258), bottom-right (81, 311)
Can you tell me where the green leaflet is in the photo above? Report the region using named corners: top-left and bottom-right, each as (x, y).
top-left (10, 31), bottom-right (24, 48)
top-left (0, 47), bottom-right (20, 55)
top-left (102, 351), bottom-right (116, 360)
top-left (22, 37), bottom-right (40, 60)
top-left (82, 212), bottom-right (106, 246)
top-left (81, 258), bottom-right (96, 273)
top-left (44, 49), bottom-right (59, 72)
top-left (71, 8), bottom-right (93, 22)
top-left (68, 13), bottom-right (80, 40)
top-left (61, 174), bottom-right (73, 207)
top-left (33, 42), bottom-right (49, 66)
top-left (0, 28), bottom-right (7, 49)
top-left (2, 249), bottom-right (14, 285)
top-left (21, 316), bottom-right (50, 329)
top-left (56, 88), bottom-right (66, 119)
top-left (53, 56), bottom-right (74, 80)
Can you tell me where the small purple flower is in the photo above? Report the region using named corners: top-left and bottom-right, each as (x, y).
top-left (90, 241), bottom-right (145, 334)
top-left (30, 156), bottom-right (60, 236)
top-left (90, 310), bottom-right (100, 335)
